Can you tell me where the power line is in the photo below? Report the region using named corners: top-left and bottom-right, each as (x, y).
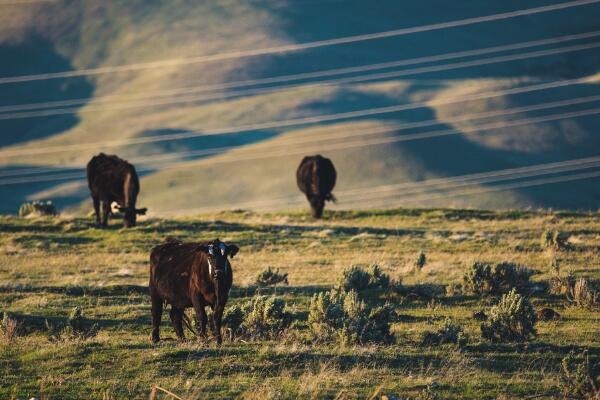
top-left (2, 30), bottom-right (599, 114)
top-left (0, 0), bottom-right (597, 84)
top-left (3, 93), bottom-right (599, 179)
top-left (341, 169), bottom-right (600, 209)
top-left (156, 159), bottom-right (600, 215)
top-left (2, 39), bottom-right (599, 121)
top-left (0, 76), bottom-right (588, 158)
top-left (2, 105), bottom-right (600, 185)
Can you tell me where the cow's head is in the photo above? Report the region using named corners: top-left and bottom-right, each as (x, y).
top-left (198, 239), bottom-right (239, 282)
top-left (119, 206), bottom-right (147, 228)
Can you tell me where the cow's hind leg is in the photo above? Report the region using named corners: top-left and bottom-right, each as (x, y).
top-left (92, 196), bottom-right (101, 225)
top-left (150, 294), bottom-right (163, 343)
top-left (169, 307), bottom-right (185, 340)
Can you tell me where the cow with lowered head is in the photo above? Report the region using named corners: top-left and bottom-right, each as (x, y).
top-left (149, 238), bottom-right (239, 344)
top-left (296, 155), bottom-right (337, 218)
top-left (86, 153), bottom-right (147, 228)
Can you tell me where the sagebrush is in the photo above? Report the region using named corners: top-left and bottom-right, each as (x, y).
top-left (559, 350), bottom-right (599, 399)
top-left (337, 264), bottom-right (391, 292)
top-left (255, 266), bottom-right (289, 287)
top-left (481, 289), bottom-right (537, 342)
top-left (463, 261), bottom-right (534, 295)
top-left (421, 318), bottom-right (468, 348)
top-left (308, 288), bottom-right (394, 345)
top-left (18, 200), bottom-right (58, 217)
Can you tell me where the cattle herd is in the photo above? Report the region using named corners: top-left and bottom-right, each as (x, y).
top-left (85, 152), bottom-right (336, 343)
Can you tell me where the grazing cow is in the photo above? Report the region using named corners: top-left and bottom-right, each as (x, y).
top-left (86, 153), bottom-right (147, 227)
top-left (149, 238), bottom-right (239, 344)
top-left (296, 155), bottom-right (337, 218)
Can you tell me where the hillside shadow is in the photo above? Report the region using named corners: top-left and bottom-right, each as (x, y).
top-left (136, 128), bottom-right (279, 157)
top-left (0, 34), bottom-right (94, 147)
top-left (254, 1), bottom-right (600, 82)
top-left (0, 164), bottom-right (87, 214)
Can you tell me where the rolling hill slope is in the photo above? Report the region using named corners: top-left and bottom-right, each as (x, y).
top-left (0, 0), bottom-right (600, 214)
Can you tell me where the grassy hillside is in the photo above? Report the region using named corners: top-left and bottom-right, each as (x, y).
top-left (0, 208), bottom-right (598, 398)
top-left (0, 0), bottom-right (600, 213)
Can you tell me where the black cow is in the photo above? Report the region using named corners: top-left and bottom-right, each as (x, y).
top-left (149, 238), bottom-right (239, 344)
top-left (296, 155), bottom-right (337, 218)
top-left (86, 153), bottom-right (147, 227)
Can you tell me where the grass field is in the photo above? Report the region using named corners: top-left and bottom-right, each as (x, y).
top-left (0, 207), bottom-right (598, 399)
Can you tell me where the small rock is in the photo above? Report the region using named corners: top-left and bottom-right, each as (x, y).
top-left (537, 307), bottom-right (561, 321)
top-left (472, 310), bottom-right (487, 321)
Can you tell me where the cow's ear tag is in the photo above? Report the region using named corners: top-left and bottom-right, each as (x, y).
top-left (220, 243), bottom-right (226, 256)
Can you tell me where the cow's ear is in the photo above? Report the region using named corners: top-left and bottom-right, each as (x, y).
top-left (136, 208), bottom-right (147, 215)
top-left (227, 244), bottom-right (239, 258)
top-left (197, 244), bottom-right (210, 253)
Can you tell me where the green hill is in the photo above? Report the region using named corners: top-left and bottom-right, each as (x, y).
top-left (1, 0), bottom-right (600, 214)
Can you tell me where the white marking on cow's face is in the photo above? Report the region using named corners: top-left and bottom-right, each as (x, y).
top-left (111, 202), bottom-right (120, 213)
top-left (207, 258), bottom-right (214, 276)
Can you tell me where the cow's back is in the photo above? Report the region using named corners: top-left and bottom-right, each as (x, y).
top-left (149, 241), bottom-right (200, 307)
top-left (296, 155), bottom-right (336, 196)
top-left (87, 153), bottom-right (138, 201)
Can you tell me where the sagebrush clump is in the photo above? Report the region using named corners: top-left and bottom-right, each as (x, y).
top-left (559, 350), bottom-right (599, 399)
top-left (463, 261), bottom-right (534, 295)
top-left (540, 229), bottom-right (570, 251)
top-left (61, 307), bottom-right (98, 339)
top-left (0, 312), bottom-right (19, 343)
top-left (414, 251), bottom-right (427, 271)
top-left (18, 200), bottom-right (58, 217)
top-left (421, 318), bottom-right (468, 348)
top-left (567, 278), bottom-right (599, 310)
top-left (255, 267), bottom-right (289, 287)
top-left (337, 264), bottom-right (390, 292)
top-left (308, 289), bottom-right (394, 345)
top-left (481, 289), bottom-right (537, 342)
top-left (239, 295), bottom-right (292, 340)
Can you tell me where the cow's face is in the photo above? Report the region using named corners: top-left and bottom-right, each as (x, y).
top-left (120, 206), bottom-right (147, 228)
top-left (309, 195), bottom-right (325, 219)
top-left (200, 239), bottom-right (239, 281)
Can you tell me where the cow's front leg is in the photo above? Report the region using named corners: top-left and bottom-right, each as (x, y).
top-left (169, 307), bottom-right (185, 340)
top-left (192, 296), bottom-right (208, 339)
top-left (212, 304), bottom-right (225, 345)
top-left (100, 200), bottom-right (110, 227)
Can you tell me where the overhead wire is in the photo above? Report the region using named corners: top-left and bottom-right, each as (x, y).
top-left (1, 0), bottom-right (597, 84)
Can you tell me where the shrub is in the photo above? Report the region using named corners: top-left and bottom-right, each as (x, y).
top-left (308, 289), bottom-right (394, 345)
top-left (559, 350), bottom-right (599, 399)
top-left (242, 295), bottom-right (292, 340)
top-left (62, 307), bottom-right (98, 339)
top-left (462, 261), bottom-right (534, 295)
top-left (255, 267), bottom-right (289, 287)
top-left (481, 289), bottom-right (537, 342)
top-left (222, 303), bottom-right (245, 340)
top-left (421, 318), bottom-right (468, 348)
top-left (18, 200), bottom-right (58, 217)
top-left (567, 278), bottom-right (599, 310)
top-left (0, 312), bottom-right (19, 343)
top-left (337, 264), bottom-right (390, 292)
top-left (414, 251), bottom-right (427, 271)
top-left (548, 264), bottom-right (576, 296)
top-left (540, 229), bottom-right (570, 250)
